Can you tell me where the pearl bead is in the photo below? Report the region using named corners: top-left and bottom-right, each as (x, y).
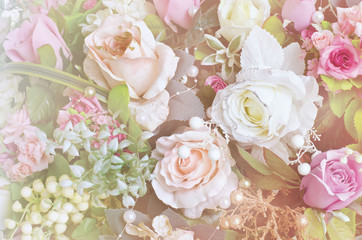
top-left (178, 145), bottom-right (191, 159)
top-left (188, 6), bottom-right (198, 17)
top-left (229, 215), bottom-right (243, 229)
top-left (340, 156), bottom-right (348, 164)
top-left (291, 135), bottom-right (304, 149)
top-left (189, 116), bottom-right (203, 129)
top-left (208, 148), bottom-right (221, 161)
top-left (219, 217), bottom-right (230, 230)
top-left (230, 190), bottom-right (244, 205)
top-left (297, 215), bottom-right (309, 227)
top-left (356, 155), bottom-right (362, 163)
top-left (218, 197), bottom-right (231, 209)
top-left (239, 179), bottom-right (251, 189)
top-left (123, 210), bottom-right (136, 224)
top-left (312, 11), bottom-right (324, 23)
top-left (84, 86), bottom-right (96, 98)
top-left (187, 65), bottom-right (199, 78)
top-left (298, 163), bottom-right (311, 176)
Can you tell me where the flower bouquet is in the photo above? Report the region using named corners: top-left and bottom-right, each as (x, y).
top-left (0, 0), bottom-right (361, 239)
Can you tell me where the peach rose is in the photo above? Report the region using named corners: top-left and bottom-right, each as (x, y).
top-left (151, 128), bottom-right (238, 219)
top-left (84, 14), bottom-right (179, 131)
top-left (311, 30), bottom-right (334, 50)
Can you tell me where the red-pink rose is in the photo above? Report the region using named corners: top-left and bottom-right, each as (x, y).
top-left (300, 148), bottom-right (362, 211)
top-left (205, 75), bottom-right (227, 92)
top-left (3, 14), bottom-right (71, 70)
top-left (282, 0), bottom-right (316, 31)
top-left (317, 36), bottom-right (362, 80)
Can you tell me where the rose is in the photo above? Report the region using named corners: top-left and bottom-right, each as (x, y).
top-left (311, 30), bottom-right (334, 50)
top-left (153, 0), bottom-right (201, 31)
top-left (83, 14), bottom-right (179, 131)
top-left (3, 14), bottom-right (71, 70)
top-left (205, 75), bottom-right (227, 92)
top-left (332, 2), bottom-right (362, 36)
top-left (0, 176), bottom-right (10, 231)
top-left (300, 148), bottom-right (362, 211)
top-left (10, 163), bottom-right (32, 181)
top-left (317, 36), bottom-right (362, 80)
top-left (282, 0), bottom-right (316, 31)
top-left (217, 0), bottom-right (271, 42)
top-left (151, 128), bottom-right (238, 219)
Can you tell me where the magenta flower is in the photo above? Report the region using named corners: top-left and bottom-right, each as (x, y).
top-left (205, 75), bottom-right (227, 92)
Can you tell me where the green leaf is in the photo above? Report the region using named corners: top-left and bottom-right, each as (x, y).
top-left (351, 39), bottom-right (360, 49)
top-left (350, 78), bottom-right (362, 88)
top-left (344, 98), bottom-right (362, 141)
top-left (262, 16), bottom-right (285, 45)
top-left (144, 14), bottom-right (166, 41)
top-left (194, 43), bottom-right (214, 61)
top-left (10, 183), bottom-right (22, 201)
top-left (263, 148), bottom-right (300, 183)
top-left (228, 35), bottom-right (242, 54)
top-left (329, 91), bottom-right (355, 118)
top-left (127, 118), bottom-right (143, 153)
top-left (196, 86), bottom-right (216, 109)
top-left (321, 20), bottom-right (332, 31)
top-left (205, 34), bottom-right (225, 51)
top-left (327, 208), bottom-right (356, 240)
top-left (321, 75), bottom-right (353, 92)
top-left (47, 154), bottom-right (71, 178)
top-left (37, 44), bottom-right (57, 68)
top-left (248, 172), bottom-right (286, 190)
top-left (201, 54), bottom-right (217, 65)
top-left (25, 84), bottom-right (55, 123)
top-left (108, 84), bottom-right (130, 124)
top-left (48, 7), bottom-right (67, 37)
top-left (347, 109), bottom-right (362, 152)
top-left (237, 147), bottom-right (272, 175)
top-left (304, 208), bottom-right (325, 240)
top-left (72, 218), bottom-right (100, 240)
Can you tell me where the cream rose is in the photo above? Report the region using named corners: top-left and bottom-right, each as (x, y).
top-left (151, 128), bottom-right (238, 219)
top-left (217, 0), bottom-right (271, 42)
top-left (211, 27), bottom-right (322, 153)
top-left (84, 14), bottom-right (179, 131)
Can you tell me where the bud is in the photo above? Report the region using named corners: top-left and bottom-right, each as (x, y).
top-left (47, 210), bottom-right (59, 222)
top-left (72, 193), bottom-right (83, 203)
top-left (20, 186), bottom-right (32, 199)
top-left (32, 179), bottom-right (44, 193)
top-left (40, 198), bottom-right (52, 212)
top-left (59, 174), bottom-right (70, 182)
top-left (45, 176), bottom-right (57, 185)
top-left (46, 181), bottom-right (58, 194)
top-left (5, 219), bottom-right (16, 229)
top-left (57, 211), bottom-right (69, 224)
top-left (21, 235), bottom-right (32, 240)
top-left (55, 223), bottom-right (67, 234)
top-left (62, 202), bottom-right (74, 214)
top-left (77, 202), bottom-right (89, 212)
top-left (30, 212), bottom-right (42, 225)
top-left (71, 212), bottom-right (84, 224)
top-left (62, 187), bottom-right (74, 199)
top-left (12, 200), bottom-right (23, 212)
top-left (21, 222), bottom-right (32, 235)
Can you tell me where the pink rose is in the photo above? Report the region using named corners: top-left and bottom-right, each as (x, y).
top-left (301, 148), bottom-right (362, 211)
top-left (205, 75), bottom-right (227, 92)
top-left (282, 0), bottom-right (316, 31)
top-left (153, 0), bottom-right (201, 31)
top-left (63, 89), bottom-right (105, 115)
top-left (317, 36), bottom-right (362, 80)
top-left (83, 0), bottom-right (97, 10)
top-left (311, 30), bottom-right (334, 50)
top-left (17, 128), bottom-right (53, 172)
top-left (333, 2), bottom-right (362, 37)
top-left (151, 128), bottom-right (238, 219)
top-left (3, 14), bottom-right (71, 70)
top-left (11, 163), bottom-right (32, 181)
top-left (0, 153), bottom-right (15, 180)
top-left (1, 107), bottom-right (31, 145)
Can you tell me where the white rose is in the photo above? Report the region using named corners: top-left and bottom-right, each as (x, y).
top-left (217, 0), bottom-right (271, 42)
top-left (211, 27), bottom-right (322, 155)
top-left (0, 176), bottom-right (11, 231)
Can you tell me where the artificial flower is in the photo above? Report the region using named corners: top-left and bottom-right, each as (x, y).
top-left (333, 2), bottom-right (362, 37)
top-left (217, 0), bottom-right (271, 42)
top-left (3, 14), bottom-right (71, 70)
top-left (151, 128), bottom-right (238, 219)
top-left (103, 0), bottom-right (155, 20)
top-left (282, 0), bottom-right (316, 31)
top-left (300, 148), bottom-right (362, 211)
top-left (311, 30), bottom-right (334, 50)
top-left (205, 75), bottom-right (227, 92)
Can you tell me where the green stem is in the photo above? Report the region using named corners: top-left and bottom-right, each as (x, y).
top-left (9, 201), bottom-right (32, 240)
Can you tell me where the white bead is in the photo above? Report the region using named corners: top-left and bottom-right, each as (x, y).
top-left (291, 135), bottom-right (304, 149)
top-left (312, 11), bottom-right (324, 23)
top-left (20, 186), bottom-right (32, 199)
top-left (177, 145), bottom-right (191, 159)
top-left (340, 156), bottom-right (348, 164)
top-left (298, 163), bottom-right (311, 176)
top-left (218, 197), bottom-right (231, 209)
top-left (187, 65), bottom-right (199, 78)
top-left (84, 86), bottom-right (96, 98)
top-left (123, 210), bottom-right (136, 224)
top-left (189, 116), bottom-right (203, 129)
top-left (208, 148), bottom-right (221, 161)
top-left (188, 6), bottom-right (198, 17)
top-left (21, 222), bottom-right (32, 235)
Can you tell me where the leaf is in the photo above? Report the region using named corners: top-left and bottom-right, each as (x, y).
top-left (25, 84), bottom-right (55, 123)
top-left (228, 35), bottom-right (242, 54)
top-left (263, 148), bottom-right (300, 183)
top-left (48, 7), bottom-right (67, 36)
top-left (237, 147), bottom-right (272, 175)
top-left (321, 20), bottom-right (332, 31)
top-left (72, 218), bottom-right (100, 240)
top-left (347, 109), bottom-right (362, 152)
top-left (47, 154), bottom-right (71, 178)
top-left (329, 91), bottom-right (355, 118)
top-left (344, 98), bottom-right (362, 141)
top-left (350, 78), bottom-right (362, 88)
top-left (108, 84), bottom-right (130, 124)
top-left (262, 16), bottom-right (285, 45)
top-left (205, 34), bottom-right (225, 51)
top-left (304, 208), bottom-right (325, 240)
top-left (327, 208), bottom-right (356, 240)
top-left (10, 183), bottom-right (22, 201)
top-left (161, 209), bottom-right (189, 229)
top-left (144, 14), bottom-right (166, 41)
top-left (195, 43), bottom-right (214, 61)
top-left (37, 44), bottom-right (57, 68)
top-left (248, 172), bottom-right (286, 190)
top-left (171, 50), bottom-right (195, 81)
top-left (201, 54), bottom-right (217, 65)
top-left (321, 75), bottom-right (353, 92)
top-left (127, 118), bottom-right (143, 153)
top-left (196, 86), bottom-right (216, 109)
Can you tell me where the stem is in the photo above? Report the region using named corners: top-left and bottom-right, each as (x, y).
top-left (9, 201), bottom-right (32, 240)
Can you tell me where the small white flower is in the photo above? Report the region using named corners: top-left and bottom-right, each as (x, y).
top-left (152, 215), bottom-right (172, 237)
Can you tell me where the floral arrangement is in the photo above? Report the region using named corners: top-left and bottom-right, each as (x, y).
top-left (0, 0), bottom-right (361, 239)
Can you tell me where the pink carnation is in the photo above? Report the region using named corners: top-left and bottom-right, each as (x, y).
top-left (1, 107), bottom-right (31, 145)
top-left (205, 75), bottom-right (227, 92)
top-left (63, 89), bottom-right (105, 115)
top-left (333, 2), bottom-right (362, 37)
top-left (10, 163), bottom-right (32, 181)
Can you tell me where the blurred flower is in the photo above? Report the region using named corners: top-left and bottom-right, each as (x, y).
top-left (333, 2), bottom-right (362, 37)
top-left (104, 0), bottom-right (155, 20)
top-left (282, 0), bottom-right (316, 31)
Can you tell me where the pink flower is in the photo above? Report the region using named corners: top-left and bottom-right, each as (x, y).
top-left (1, 107), bottom-right (31, 145)
top-left (333, 2), bottom-right (362, 37)
top-left (300, 148), bottom-right (362, 211)
top-left (83, 0), bottom-right (97, 10)
top-left (282, 0), bottom-right (316, 31)
top-left (317, 36), bottom-right (362, 80)
top-left (205, 75), bottom-right (227, 92)
top-left (10, 163), bottom-right (32, 181)
top-left (57, 110), bottom-right (85, 130)
top-left (311, 30), bottom-right (334, 50)
top-left (63, 89), bottom-right (105, 115)
top-left (0, 153), bottom-right (15, 179)
top-left (307, 58), bottom-right (319, 78)
top-left (3, 14), bottom-right (71, 70)
top-left (153, 0), bottom-right (201, 31)
top-left (151, 128), bottom-right (238, 219)
top-left (17, 128), bottom-right (53, 172)
top-left (301, 26), bottom-right (317, 39)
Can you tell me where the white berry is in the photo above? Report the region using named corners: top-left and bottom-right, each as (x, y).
top-left (298, 163), bottom-right (311, 176)
top-left (55, 223), bottom-right (67, 234)
top-left (12, 201), bottom-right (23, 212)
top-left (123, 210), bottom-right (136, 224)
top-left (291, 135), bottom-right (304, 149)
top-left (21, 222), bottom-right (32, 235)
top-left (208, 148), bottom-right (221, 161)
top-left (189, 116), bottom-right (203, 129)
top-left (177, 145), bottom-right (191, 159)
top-left (20, 186), bottom-right (32, 199)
